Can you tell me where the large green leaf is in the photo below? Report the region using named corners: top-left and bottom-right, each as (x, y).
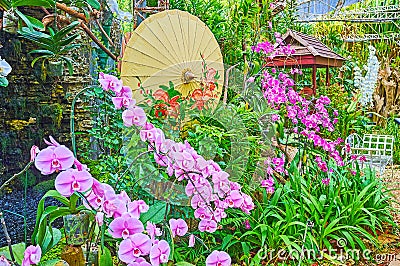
top-left (15, 9), bottom-right (44, 30)
top-left (12, 0), bottom-right (54, 7)
top-left (98, 246), bottom-right (113, 266)
top-left (140, 201), bottom-right (167, 224)
top-left (41, 227), bottom-right (62, 254)
top-left (0, 242), bottom-right (25, 265)
top-left (32, 190), bottom-right (70, 246)
top-left (52, 21), bottom-right (80, 43)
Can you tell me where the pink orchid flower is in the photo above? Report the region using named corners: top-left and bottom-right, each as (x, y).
top-left (188, 234), bottom-right (195, 247)
top-left (55, 169), bottom-right (93, 197)
top-left (22, 245), bottom-right (41, 266)
top-left (34, 145), bottom-right (75, 175)
top-left (194, 207), bottom-right (212, 220)
top-left (30, 145), bottom-right (40, 162)
top-left (206, 250), bottom-right (231, 266)
top-left (112, 97), bottom-right (135, 109)
top-left (127, 200), bottom-right (149, 219)
top-left (146, 221), bottom-right (162, 241)
top-left (108, 215), bottom-right (144, 239)
top-left (43, 136), bottom-right (60, 147)
top-left (116, 85), bottom-right (133, 98)
top-left (149, 240), bottom-right (170, 266)
top-left (227, 190), bottom-right (244, 208)
top-left (95, 212), bottom-right (104, 226)
top-left (0, 255), bottom-right (11, 266)
top-left (169, 218), bottom-right (188, 237)
top-left (122, 106), bottom-right (147, 127)
top-left (118, 233), bottom-right (151, 263)
top-left (99, 73), bottom-right (123, 94)
top-left (127, 258), bottom-right (151, 266)
top-left (198, 220), bottom-right (217, 233)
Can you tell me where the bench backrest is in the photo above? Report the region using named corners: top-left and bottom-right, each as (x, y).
top-left (361, 134), bottom-right (394, 157)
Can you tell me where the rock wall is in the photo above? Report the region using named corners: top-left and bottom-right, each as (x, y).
top-left (0, 31), bottom-right (93, 186)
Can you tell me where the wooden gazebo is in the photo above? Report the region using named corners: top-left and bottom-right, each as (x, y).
top-left (266, 29), bottom-right (346, 94)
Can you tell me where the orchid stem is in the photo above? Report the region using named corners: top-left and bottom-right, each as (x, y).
top-left (0, 212), bottom-right (17, 265)
top-left (0, 161), bottom-right (33, 193)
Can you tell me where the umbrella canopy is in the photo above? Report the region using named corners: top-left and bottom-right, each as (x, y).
top-left (121, 9), bottom-right (224, 104)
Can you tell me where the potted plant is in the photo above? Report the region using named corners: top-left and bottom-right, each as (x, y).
top-left (17, 20), bottom-right (81, 79)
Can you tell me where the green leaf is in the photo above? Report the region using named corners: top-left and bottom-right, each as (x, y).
top-left (0, 77), bottom-right (9, 87)
top-left (12, 0), bottom-right (55, 7)
top-left (175, 262), bottom-right (196, 266)
top-left (41, 227), bottom-right (62, 254)
top-left (15, 10), bottom-right (44, 30)
top-left (86, 0), bottom-right (100, 9)
top-left (140, 201), bottom-right (167, 224)
top-left (0, 242), bottom-right (25, 265)
top-left (98, 246), bottom-right (113, 266)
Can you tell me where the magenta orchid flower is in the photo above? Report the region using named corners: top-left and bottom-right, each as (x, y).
top-left (206, 251), bottom-right (231, 266)
top-left (149, 240), bottom-right (170, 266)
top-left (127, 200), bottom-right (149, 219)
top-left (122, 106), bottom-right (147, 127)
top-left (169, 218), bottom-right (188, 237)
top-left (108, 215), bottom-right (144, 239)
top-left (99, 73), bottom-right (123, 93)
top-left (322, 178), bottom-right (331, 186)
top-left (55, 169), bottom-right (93, 197)
top-left (118, 233), bottom-right (151, 263)
top-left (22, 245), bottom-right (41, 266)
top-left (34, 145), bottom-right (74, 175)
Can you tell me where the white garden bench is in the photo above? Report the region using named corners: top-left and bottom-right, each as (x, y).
top-left (345, 133), bottom-right (394, 176)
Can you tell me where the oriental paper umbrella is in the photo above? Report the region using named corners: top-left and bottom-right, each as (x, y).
top-left (120, 9), bottom-right (224, 106)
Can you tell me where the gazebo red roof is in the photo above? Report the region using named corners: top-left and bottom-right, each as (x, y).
top-left (266, 29), bottom-right (346, 68)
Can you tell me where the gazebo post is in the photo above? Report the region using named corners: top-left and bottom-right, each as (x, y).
top-left (312, 65), bottom-right (317, 94)
top-left (325, 66), bottom-right (330, 86)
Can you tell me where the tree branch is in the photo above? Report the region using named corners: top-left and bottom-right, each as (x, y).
top-left (56, 2), bottom-right (88, 23)
top-left (79, 20), bottom-right (117, 61)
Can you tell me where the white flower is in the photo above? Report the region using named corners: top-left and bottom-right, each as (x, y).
top-left (0, 57), bottom-right (12, 77)
top-left (353, 46), bottom-right (379, 107)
